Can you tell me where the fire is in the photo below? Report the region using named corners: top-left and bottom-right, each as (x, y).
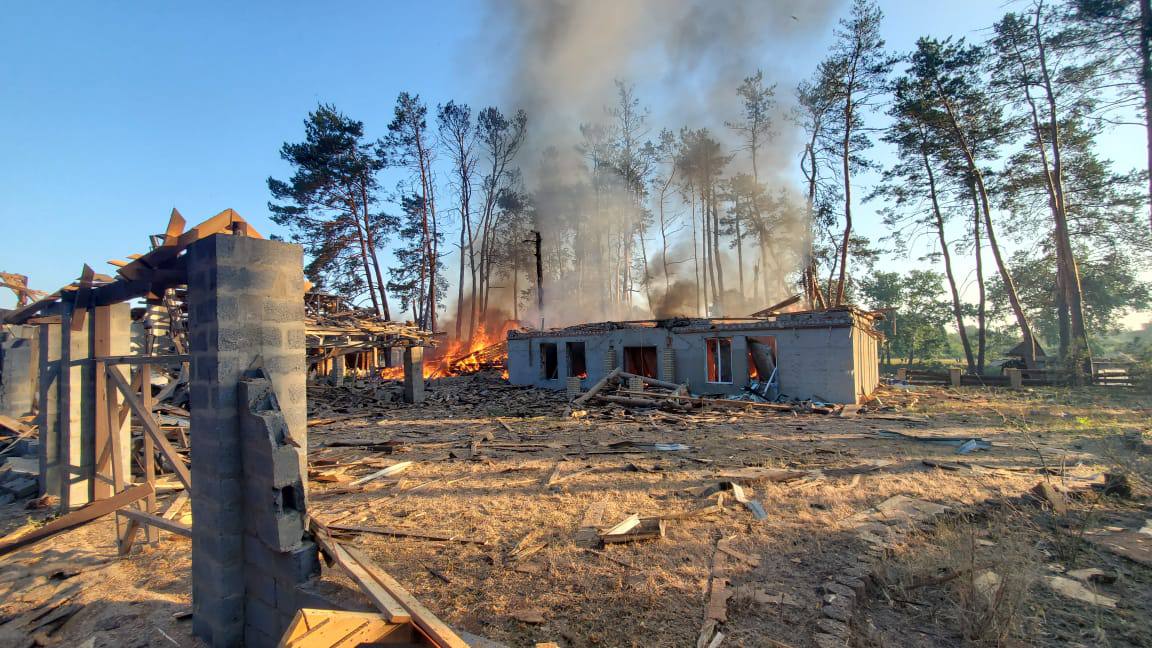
top-left (374, 322), bottom-right (514, 381)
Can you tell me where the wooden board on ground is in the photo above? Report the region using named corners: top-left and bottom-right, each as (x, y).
top-left (279, 608), bottom-right (434, 647)
top-left (600, 516), bottom-right (665, 544)
top-left (0, 482), bottom-right (153, 556)
top-left (575, 500), bottom-right (608, 548)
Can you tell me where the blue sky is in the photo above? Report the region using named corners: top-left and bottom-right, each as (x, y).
top-left (2, 1), bottom-right (1146, 326)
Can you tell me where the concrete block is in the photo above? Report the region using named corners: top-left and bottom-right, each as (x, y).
top-left (3, 477), bottom-right (38, 498)
top-left (243, 590), bottom-right (285, 636)
top-left (403, 347), bottom-right (424, 404)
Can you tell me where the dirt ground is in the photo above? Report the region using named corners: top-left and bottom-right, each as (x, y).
top-left (1, 375), bottom-right (1149, 647)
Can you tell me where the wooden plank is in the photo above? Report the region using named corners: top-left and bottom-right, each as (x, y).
top-left (705, 549), bottom-right (730, 622)
top-left (160, 491), bottom-right (189, 520)
top-left (575, 500), bottom-right (608, 548)
top-left (106, 366), bottom-right (191, 491)
top-left (117, 508), bottom-right (191, 538)
top-left (90, 354), bottom-right (190, 365)
top-left (602, 513), bottom-right (641, 536)
top-left (0, 414), bottom-right (33, 435)
top-left (573, 367), bottom-right (621, 405)
top-left (93, 308), bottom-right (112, 500)
top-left (329, 524), bottom-right (487, 545)
top-left (349, 461), bottom-right (413, 486)
top-left (341, 545), bottom-right (469, 648)
top-left (716, 538), bottom-right (760, 567)
top-left (163, 208), bottom-right (187, 245)
top-left (69, 265), bottom-right (95, 332)
top-left (0, 482), bottom-right (153, 556)
top-left (141, 363), bottom-right (158, 544)
top-left (310, 524), bottom-right (411, 623)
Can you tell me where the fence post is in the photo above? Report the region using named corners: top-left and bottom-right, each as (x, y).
top-left (1006, 368), bottom-right (1022, 389)
top-left (949, 368), bottom-right (962, 388)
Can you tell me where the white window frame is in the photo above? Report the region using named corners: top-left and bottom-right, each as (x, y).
top-left (705, 337), bottom-right (733, 384)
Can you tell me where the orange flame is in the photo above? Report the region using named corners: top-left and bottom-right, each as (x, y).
top-left (376, 322), bottom-right (514, 380)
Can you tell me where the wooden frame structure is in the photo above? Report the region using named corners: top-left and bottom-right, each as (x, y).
top-left (2, 208), bottom-right (261, 550)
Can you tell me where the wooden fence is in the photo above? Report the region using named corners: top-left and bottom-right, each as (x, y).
top-left (897, 362), bottom-right (1135, 388)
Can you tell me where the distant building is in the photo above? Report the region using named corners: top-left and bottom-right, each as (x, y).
top-left (506, 307), bottom-right (882, 404)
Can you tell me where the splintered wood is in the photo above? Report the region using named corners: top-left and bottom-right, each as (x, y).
top-left (575, 500), bottom-right (608, 548)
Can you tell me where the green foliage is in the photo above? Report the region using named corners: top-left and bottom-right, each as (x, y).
top-left (267, 104), bottom-right (394, 314)
top-left (860, 269), bottom-right (955, 366)
top-left (988, 249), bottom-right (1152, 350)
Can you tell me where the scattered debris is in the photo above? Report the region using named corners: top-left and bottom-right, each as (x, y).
top-left (349, 460), bottom-right (414, 486)
top-left (509, 608), bottom-right (546, 624)
top-left (599, 516), bottom-right (666, 544)
top-left (874, 430), bottom-right (991, 453)
top-left (1044, 576), bottom-right (1117, 608)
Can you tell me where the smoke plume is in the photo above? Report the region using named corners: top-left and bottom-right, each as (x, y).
top-left (479, 0), bottom-right (840, 327)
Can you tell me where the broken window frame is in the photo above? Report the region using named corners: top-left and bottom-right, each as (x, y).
top-left (565, 341), bottom-right (587, 379)
top-left (705, 337), bottom-right (733, 384)
top-left (539, 342), bottom-right (559, 380)
top-left (622, 345), bottom-right (659, 379)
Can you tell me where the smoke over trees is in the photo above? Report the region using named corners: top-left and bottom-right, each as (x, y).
top-left (268, 0), bottom-right (1152, 375)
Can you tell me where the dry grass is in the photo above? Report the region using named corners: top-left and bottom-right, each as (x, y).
top-left (875, 512), bottom-right (1041, 646)
top-left (0, 379), bottom-right (1147, 647)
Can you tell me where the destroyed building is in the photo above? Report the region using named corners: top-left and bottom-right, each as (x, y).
top-left (507, 307), bottom-right (882, 405)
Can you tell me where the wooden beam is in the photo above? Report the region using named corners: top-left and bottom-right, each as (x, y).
top-left (69, 265), bottom-right (95, 332)
top-left (310, 524), bottom-right (411, 624)
top-left (141, 363), bottom-right (158, 544)
top-left (163, 208), bottom-right (187, 245)
top-left (341, 545), bottom-right (469, 648)
top-left (573, 367), bottom-right (621, 406)
top-left (117, 508), bottom-right (191, 538)
top-left (0, 483), bottom-right (153, 557)
top-left (106, 366), bottom-right (191, 491)
top-left (89, 354), bottom-right (190, 365)
top-left (93, 308), bottom-right (112, 500)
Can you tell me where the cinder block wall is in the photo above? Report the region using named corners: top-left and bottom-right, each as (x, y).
top-left (187, 234), bottom-right (317, 647)
top-left (0, 324), bottom-right (39, 418)
top-left (509, 319), bottom-right (873, 404)
top-left (36, 301), bottom-right (132, 507)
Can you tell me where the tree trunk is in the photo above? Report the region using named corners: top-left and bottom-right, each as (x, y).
top-left (690, 190), bottom-right (703, 316)
top-left (936, 87), bottom-right (1039, 368)
top-left (734, 195), bottom-right (746, 300)
top-left (836, 95), bottom-right (854, 306)
top-left (709, 183), bottom-right (725, 310)
top-left (358, 183), bottom-right (392, 320)
top-left (349, 202), bottom-right (382, 317)
top-left (971, 181), bottom-right (987, 374)
top-left (1141, 0), bottom-right (1152, 235)
top-left (920, 140), bottom-right (975, 374)
top-left (658, 172), bottom-right (674, 294)
top-left (1032, 9), bottom-right (1090, 373)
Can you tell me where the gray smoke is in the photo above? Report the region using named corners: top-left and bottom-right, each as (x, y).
top-left (479, 0), bottom-right (840, 326)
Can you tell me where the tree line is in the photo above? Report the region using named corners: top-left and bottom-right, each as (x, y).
top-left (803, 0), bottom-right (1151, 375)
top-left (267, 0), bottom-right (1152, 377)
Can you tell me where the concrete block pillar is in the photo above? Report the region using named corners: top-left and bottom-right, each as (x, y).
top-left (627, 375), bottom-right (644, 393)
top-left (1, 325), bottom-right (39, 418)
top-left (949, 368), bottom-right (962, 388)
top-left (403, 347), bottom-right (424, 404)
top-left (1006, 368), bottom-right (1022, 389)
top-left (660, 348), bottom-right (675, 384)
top-left (186, 234), bottom-right (316, 647)
top-left (239, 376), bottom-right (319, 646)
top-left (566, 376), bottom-right (582, 400)
top-left (604, 347), bottom-right (617, 373)
top-left (37, 301), bottom-right (132, 508)
top-left (329, 354), bottom-right (345, 386)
